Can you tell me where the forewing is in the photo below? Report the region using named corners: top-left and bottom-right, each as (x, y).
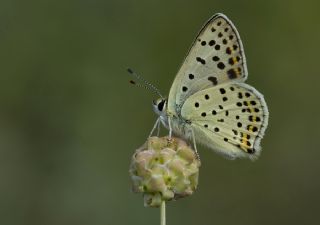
top-left (168, 13), bottom-right (247, 115)
top-left (181, 83), bottom-right (268, 159)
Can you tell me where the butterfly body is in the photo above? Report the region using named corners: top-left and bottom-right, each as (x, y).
top-left (151, 13), bottom-right (269, 160)
top-left (153, 99), bottom-right (192, 140)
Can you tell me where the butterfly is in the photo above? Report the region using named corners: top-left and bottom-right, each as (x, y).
top-left (130, 13), bottom-right (269, 160)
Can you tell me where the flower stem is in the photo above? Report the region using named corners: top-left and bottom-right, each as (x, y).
top-left (160, 201), bottom-right (166, 225)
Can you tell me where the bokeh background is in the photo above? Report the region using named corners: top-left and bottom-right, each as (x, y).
top-left (1, 0), bottom-right (319, 224)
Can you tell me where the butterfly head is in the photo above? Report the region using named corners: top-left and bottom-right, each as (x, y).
top-left (152, 98), bottom-right (167, 116)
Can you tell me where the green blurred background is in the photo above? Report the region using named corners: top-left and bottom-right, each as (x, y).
top-left (0, 0), bottom-right (319, 224)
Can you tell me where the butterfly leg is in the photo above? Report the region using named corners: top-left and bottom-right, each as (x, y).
top-left (190, 128), bottom-right (201, 161)
top-left (156, 118), bottom-right (161, 136)
top-left (148, 118), bottom-right (160, 137)
top-left (168, 117), bottom-right (172, 139)
top-left (165, 117), bottom-right (174, 146)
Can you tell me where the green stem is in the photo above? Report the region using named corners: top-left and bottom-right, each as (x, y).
top-left (160, 201), bottom-right (166, 225)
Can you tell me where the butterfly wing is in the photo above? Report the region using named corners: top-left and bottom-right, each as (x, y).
top-left (181, 83), bottom-right (269, 160)
top-left (167, 13), bottom-right (247, 115)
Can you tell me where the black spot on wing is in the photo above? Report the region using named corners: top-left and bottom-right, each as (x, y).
top-left (196, 57), bottom-right (206, 65)
top-left (227, 69), bottom-right (237, 79)
top-left (209, 40), bottom-right (216, 46)
top-left (208, 76), bottom-right (218, 85)
top-left (188, 74), bottom-right (194, 79)
top-left (226, 47), bottom-right (232, 55)
top-left (212, 56), bottom-right (219, 61)
top-left (217, 62), bottom-right (225, 70)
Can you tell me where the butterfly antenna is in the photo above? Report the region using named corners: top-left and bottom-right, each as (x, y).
top-left (127, 68), bottom-right (164, 98)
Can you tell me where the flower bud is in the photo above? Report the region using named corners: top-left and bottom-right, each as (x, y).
top-left (129, 136), bottom-right (201, 207)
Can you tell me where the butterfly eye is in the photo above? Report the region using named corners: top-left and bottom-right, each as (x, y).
top-left (157, 100), bottom-right (165, 111)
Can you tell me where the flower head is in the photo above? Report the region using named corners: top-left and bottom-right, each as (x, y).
top-left (129, 136), bottom-right (201, 207)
